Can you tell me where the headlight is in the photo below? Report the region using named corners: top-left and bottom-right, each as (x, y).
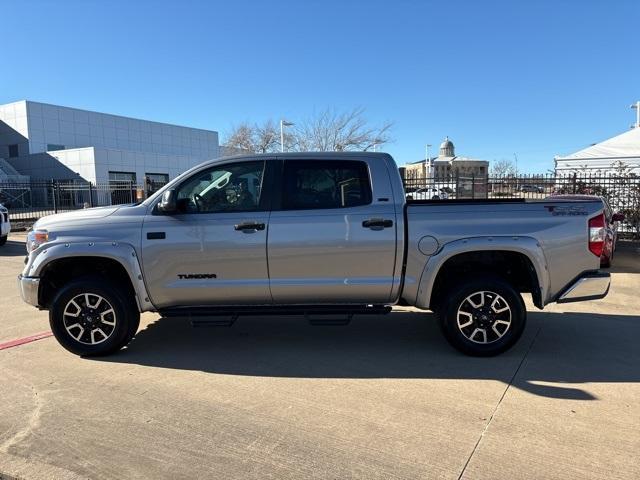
top-left (26, 229), bottom-right (49, 253)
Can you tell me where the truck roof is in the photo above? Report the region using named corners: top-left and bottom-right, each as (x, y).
top-left (215, 151), bottom-right (395, 161)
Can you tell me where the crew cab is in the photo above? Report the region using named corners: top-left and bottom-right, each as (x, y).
top-left (18, 153), bottom-right (611, 357)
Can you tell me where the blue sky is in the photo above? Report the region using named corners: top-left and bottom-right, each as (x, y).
top-left (2, 0), bottom-right (639, 172)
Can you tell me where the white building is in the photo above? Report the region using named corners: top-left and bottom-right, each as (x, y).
top-left (554, 126), bottom-right (640, 175)
top-left (0, 100), bottom-right (219, 184)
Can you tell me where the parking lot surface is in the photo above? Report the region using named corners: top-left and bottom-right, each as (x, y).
top-left (1, 232), bottom-right (639, 479)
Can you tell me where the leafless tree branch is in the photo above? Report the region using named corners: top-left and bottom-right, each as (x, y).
top-left (223, 108), bottom-right (393, 154)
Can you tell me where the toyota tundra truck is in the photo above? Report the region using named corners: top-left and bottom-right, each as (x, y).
top-left (18, 152), bottom-right (611, 357)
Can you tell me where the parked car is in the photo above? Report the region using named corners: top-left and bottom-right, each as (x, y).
top-left (546, 194), bottom-right (624, 267)
top-left (0, 203), bottom-right (10, 246)
top-left (519, 184), bottom-right (544, 193)
top-left (406, 186), bottom-right (450, 200)
top-left (19, 152), bottom-right (610, 358)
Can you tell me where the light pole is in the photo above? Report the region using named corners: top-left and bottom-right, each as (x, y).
top-left (280, 119), bottom-right (294, 152)
top-left (425, 144), bottom-right (432, 179)
top-left (631, 101), bottom-right (640, 128)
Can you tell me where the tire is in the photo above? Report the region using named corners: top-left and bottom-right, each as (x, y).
top-left (49, 275), bottom-right (140, 356)
top-left (438, 276), bottom-right (526, 356)
top-left (0, 235), bottom-right (7, 246)
top-left (431, 195), bottom-right (440, 200)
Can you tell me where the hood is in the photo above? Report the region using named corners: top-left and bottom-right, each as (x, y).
top-left (34, 205), bottom-right (121, 229)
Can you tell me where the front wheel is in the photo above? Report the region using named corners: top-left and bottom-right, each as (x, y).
top-left (49, 276), bottom-right (140, 356)
top-left (439, 276), bottom-right (526, 356)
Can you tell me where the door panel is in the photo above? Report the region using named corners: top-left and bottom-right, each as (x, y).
top-left (267, 159), bottom-right (397, 304)
top-left (142, 212), bottom-right (271, 308)
top-left (141, 159), bottom-right (272, 308)
top-left (268, 207), bottom-right (397, 303)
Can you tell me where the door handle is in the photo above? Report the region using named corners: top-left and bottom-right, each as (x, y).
top-left (234, 222), bottom-right (266, 231)
top-left (362, 218), bottom-right (393, 229)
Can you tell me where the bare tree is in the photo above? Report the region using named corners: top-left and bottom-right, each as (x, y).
top-left (223, 108), bottom-right (393, 154)
top-left (293, 107), bottom-right (392, 152)
top-left (224, 120), bottom-right (281, 154)
top-left (490, 159), bottom-right (517, 176)
top-left (254, 120), bottom-right (281, 153)
top-left (224, 123), bottom-right (254, 153)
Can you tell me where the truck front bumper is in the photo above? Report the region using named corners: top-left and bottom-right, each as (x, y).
top-left (18, 275), bottom-right (40, 307)
top-left (557, 271), bottom-right (610, 303)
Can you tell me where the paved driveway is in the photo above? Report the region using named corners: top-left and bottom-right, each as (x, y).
top-left (1, 233), bottom-right (639, 479)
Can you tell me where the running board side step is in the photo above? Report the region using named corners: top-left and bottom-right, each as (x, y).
top-left (158, 304), bottom-right (392, 327)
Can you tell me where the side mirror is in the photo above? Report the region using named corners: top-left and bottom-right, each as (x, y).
top-left (612, 213), bottom-right (625, 222)
top-left (157, 189), bottom-right (177, 214)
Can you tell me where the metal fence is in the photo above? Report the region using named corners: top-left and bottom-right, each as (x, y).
top-left (2, 173), bottom-right (639, 238)
top-left (0, 179), bottom-right (166, 228)
top-left (402, 173), bottom-right (640, 237)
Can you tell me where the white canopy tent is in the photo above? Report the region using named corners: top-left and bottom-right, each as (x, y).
top-left (555, 127), bottom-right (640, 174)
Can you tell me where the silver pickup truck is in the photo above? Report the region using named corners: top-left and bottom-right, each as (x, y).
top-left (18, 152), bottom-right (610, 357)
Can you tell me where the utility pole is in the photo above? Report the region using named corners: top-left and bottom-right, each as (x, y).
top-left (280, 119), bottom-right (294, 152)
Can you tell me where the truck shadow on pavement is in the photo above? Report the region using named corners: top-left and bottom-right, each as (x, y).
top-left (96, 309), bottom-right (640, 401)
top-left (0, 239), bottom-right (26, 257)
top-left (609, 241), bottom-right (640, 274)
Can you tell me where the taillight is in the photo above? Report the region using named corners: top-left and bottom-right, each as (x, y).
top-left (588, 213), bottom-right (605, 257)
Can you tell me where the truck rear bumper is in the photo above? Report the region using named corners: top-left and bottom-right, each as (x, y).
top-left (556, 271), bottom-right (610, 303)
top-left (18, 275), bottom-right (40, 308)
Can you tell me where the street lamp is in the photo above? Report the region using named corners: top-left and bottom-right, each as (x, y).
top-left (280, 119), bottom-right (295, 152)
top-left (425, 144), bottom-right (432, 161)
top-left (631, 101), bottom-right (640, 129)
top-left (425, 144), bottom-right (432, 179)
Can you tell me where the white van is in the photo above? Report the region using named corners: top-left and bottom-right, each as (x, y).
top-left (0, 203), bottom-right (10, 246)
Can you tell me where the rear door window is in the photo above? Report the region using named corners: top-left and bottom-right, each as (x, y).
top-left (282, 160), bottom-right (372, 210)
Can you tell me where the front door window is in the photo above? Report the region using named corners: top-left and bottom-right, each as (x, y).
top-left (175, 161), bottom-right (265, 213)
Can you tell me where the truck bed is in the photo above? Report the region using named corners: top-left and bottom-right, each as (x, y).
top-left (401, 198), bottom-right (605, 307)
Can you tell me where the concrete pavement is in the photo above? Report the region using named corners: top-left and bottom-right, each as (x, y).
top-left (1, 233), bottom-right (639, 479)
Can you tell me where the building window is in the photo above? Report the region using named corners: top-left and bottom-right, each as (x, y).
top-left (8, 144), bottom-right (19, 158)
top-left (108, 171), bottom-right (137, 205)
top-left (108, 171), bottom-right (137, 183)
top-left (47, 144), bottom-right (65, 151)
top-left (145, 172), bottom-right (169, 195)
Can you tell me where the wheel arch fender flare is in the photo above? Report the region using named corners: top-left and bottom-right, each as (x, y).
top-left (27, 241), bottom-right (154, 312)
top-left (414, 236), bottom-right (549, 310)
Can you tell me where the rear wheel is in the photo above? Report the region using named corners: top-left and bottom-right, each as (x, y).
top-left (438, 276), bottom-right (526, 356)
top-left (49, 276), bottom-right (139, 356)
